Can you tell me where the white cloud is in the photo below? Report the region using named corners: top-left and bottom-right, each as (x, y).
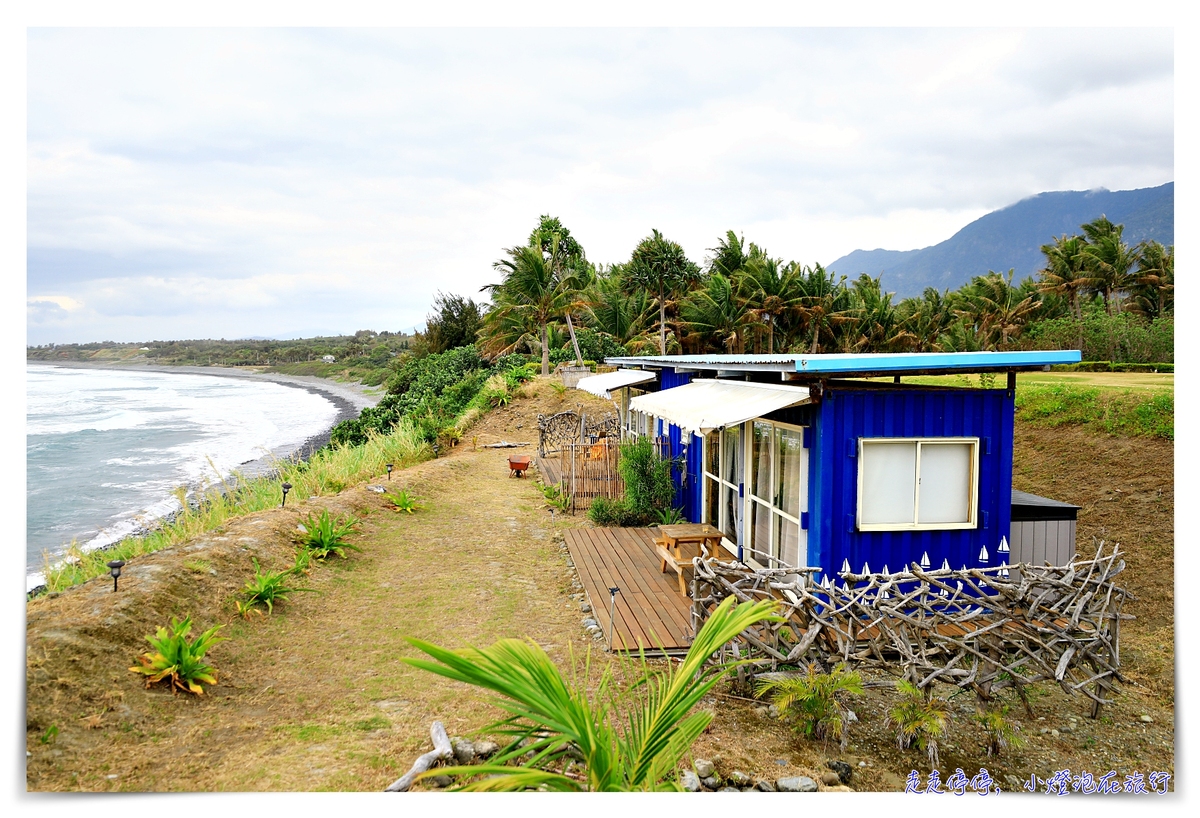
top-left (25, 26), bottom-right (1173, 344)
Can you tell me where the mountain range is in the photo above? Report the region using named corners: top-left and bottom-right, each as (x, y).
top-left (826, 182), bottom-right (1173, 300)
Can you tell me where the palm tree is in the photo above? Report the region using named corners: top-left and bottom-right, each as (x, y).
top-left (482, 235), bottom-right (587, 375)
top-left (1079, 217), bottom-right (1137, 315)
top-left (841, 274), bottom-right (913, 353)
top-left (401, 595), bottom-right (780, 791)
top-left (1038, 234), bottom-right (1090, 322)
top-left (796, 264), bottom-right (853, 354)
top-left (1128, 240), bottom-right (1174, 320)
top-left (680, 273), bottom-right (756, 354)
top-left (898, 288), bottom-right (953, 353)
top-left (625, 229), bottom-right (702, 355)
top-left (736, 253), bottom-right (806, 354)
top-left (584, 266), bottom-right (657, 352)
top-left (954, 270), bottom-right (1038, 350)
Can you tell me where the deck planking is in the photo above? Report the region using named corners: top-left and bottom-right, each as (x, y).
top-left (564, 527), bottom-right (694, 655)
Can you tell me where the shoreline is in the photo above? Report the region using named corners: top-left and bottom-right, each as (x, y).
top-left (26, 360), bottom-right (382, 594)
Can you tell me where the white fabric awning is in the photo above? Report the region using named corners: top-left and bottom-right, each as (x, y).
top-left (629, 379), bottom-right (811, 435)
top-left (575, 369), bottom-right (656, 398)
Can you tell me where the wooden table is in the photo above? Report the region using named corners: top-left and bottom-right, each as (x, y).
top-left (655, 523), bottom-right (726, 596)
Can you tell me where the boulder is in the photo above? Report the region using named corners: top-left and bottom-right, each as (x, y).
top-left (450, 738), bottom-right (475, 765)
top-left (693, 758), bottom-right (716, 778)
top-left (728, 770), bottom-right (751, 787)
top-left (777, 776), bottom-right (819, 793)
top-left (473, 740), bottom-right (500, 759)
top-left (702, 776), bottom-right (721, 790)
top-left (755, 780), bottom-right (777, 792)
top-left (827, 760), bottom-right (853, 784)
top-left (820, 772), bottom-right (841, 787)
top-left (680, 770), bottom-right (702, 792)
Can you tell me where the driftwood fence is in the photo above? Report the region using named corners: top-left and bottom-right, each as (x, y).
top-left (692, 541), bottom-right (1132, 716)
top-left (538, 411), bottom-right (624, 513)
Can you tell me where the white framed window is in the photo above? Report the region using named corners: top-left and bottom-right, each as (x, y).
top-left (702, 420), bottom-right (808, 570)
top-left (857, 437), bottom-right (979, 531)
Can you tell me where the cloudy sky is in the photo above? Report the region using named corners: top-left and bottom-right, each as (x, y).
top-left (24, 25), bottom-right (1174, 345)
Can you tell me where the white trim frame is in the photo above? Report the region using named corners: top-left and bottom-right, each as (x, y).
top-left (856, 436), bottom-right (980, 531)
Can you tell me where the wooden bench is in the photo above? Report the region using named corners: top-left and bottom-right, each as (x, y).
top-left (654, 539), bottom-right (694, 597)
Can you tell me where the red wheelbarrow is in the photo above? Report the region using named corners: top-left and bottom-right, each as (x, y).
top-left (508, 454), bottom-right (532, 478)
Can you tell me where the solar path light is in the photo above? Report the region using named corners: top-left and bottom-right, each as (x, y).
top-left (107, 560), bottom-right (125, 593)
top-left (607, 587), bottom-right (621, 649)
top-left (386, 463), bottom-right (394, 481)
top-left (281, 482), bottom-right (293, 507)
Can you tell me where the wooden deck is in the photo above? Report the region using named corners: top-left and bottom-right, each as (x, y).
top-left (564, 527), bottom-right (694, 655)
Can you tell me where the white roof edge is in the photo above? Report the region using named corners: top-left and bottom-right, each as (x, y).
top-left (576, 368), bottom-right (656, 398)
top-left (629, 379), bottom-right (811, 435)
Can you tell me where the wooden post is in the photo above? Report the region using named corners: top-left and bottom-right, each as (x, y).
top-left (565, 313), bottom-right (584, 367)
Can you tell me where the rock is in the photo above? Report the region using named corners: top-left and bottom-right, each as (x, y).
top-left (1140, 714), bottom-right (1154, 723)
top-left (728, 770), bottom-right (751, 787)
top-left (582, 618), bottom-right (598, 629)
top-left (1060, 725), bottom-right (1073, 734)
top-left (367, 485), bottom-right (386, 493)
top-left (858, 761), bottom-right (867, 768)
top-left (430, 774), bottom-right (453, 788)
top-left (451, 737), bottom-right (475, 765)
top-left (702, 776), bottom-right (721, 790)
top-left (680, 770), bottom-right (702, 792)
top-left (827, 760), bottom-right (853, 784)
top-left (777, 776), bottom-right (819, 793)
top-left (755, 780), bottom-right (777, 792)
top-left (1040, 728), bottom-right (1050, 735)
top-left (768, 705), bottom-right (781, 719)
top-left (1050, 729), bottom-right (1060, 737)
top-left (845, 709), bottom-right (858, 723)
top-left (820, 772), bottom-right (841, 787)
top-left (718, 787), bottom-right (741, 792)
top-left (754, 706), bottom-right (770, 719)
top-left (694, 758), bottom-right (716, 778)
top-left (580, 603), bottom-right (592, 613)
top-left (1004, 774), bottom-right (1023, 790)
top-left (474, 740), bottom-right (499, 758)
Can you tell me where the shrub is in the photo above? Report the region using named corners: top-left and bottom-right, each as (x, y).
top-left (129, 616), bottom-right (225, 696)
top-left (887, 681), bottom-right (951, 767)
top-left (972, 704), bottom-right (1025, 757)
top-left (756, 663), bottom-right (863, 750)
top-left (617, 438), bottom-right (678, 522)
top-left (384, 489), bottom-right (423, 514)
top-left (300, 510), bottom-right (361, 559)
top-left (241, 557), bottom-right (310, 615)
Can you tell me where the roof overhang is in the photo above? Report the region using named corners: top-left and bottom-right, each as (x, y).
top-left (604, 350), bottom-right (1082, 378)
top-left (628, 380), bottom-right (811, 436)
top-left (575, 368), bottom-right (656, 398)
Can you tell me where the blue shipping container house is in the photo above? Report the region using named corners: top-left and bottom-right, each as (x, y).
top-left (581, 350), bottom-right (1081, 584)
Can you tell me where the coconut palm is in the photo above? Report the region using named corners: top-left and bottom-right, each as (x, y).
top-left (1079, 217), bottom-right (1137, 315)
top-left (680, 273), bottom-right (755, 354)
top-left (1128, 240), bottom-right (1174, 320)
top-left (898, 288), bottom-right (954, 353)
top-left (401, 595), bottom-right (780, 791)
top-left (625, 229), bottom-right (702, 355)
top-left (841, 274), bottom-right (914, 353)
top-left (1038, 234), bottom-right (1090, 322)
top-left (737, 253), bottom-right (806, 354)
top-left (797, 263), bottom-right (853, 354)
top-left (584, 266), bottom-right (657, 352)
top-left (954, 270), bottom-right (1038, 350)
top-left (482, 235), bottom-right (588, 375)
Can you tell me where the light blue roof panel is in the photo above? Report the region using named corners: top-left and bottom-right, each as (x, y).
top-left (602, 350), bottom-right (1081, 375)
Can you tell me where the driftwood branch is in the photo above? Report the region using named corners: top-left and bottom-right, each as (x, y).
top-left (692, 540), bottom-right (1132, 715)
top-left (385, 720), bottom-right (452, 792)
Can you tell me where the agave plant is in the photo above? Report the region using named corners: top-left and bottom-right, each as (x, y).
top-left (300, 510), bottom-right (361, 559)
top-left (129, 616), bottom-right (225, 696)
top-left (402, 595), bottom-right (780, 791)
top-left (384, 489), bottom-right (423, 514)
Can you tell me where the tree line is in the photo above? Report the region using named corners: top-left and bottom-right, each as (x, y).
top-left (431, 214), bottom-right (1172, 374)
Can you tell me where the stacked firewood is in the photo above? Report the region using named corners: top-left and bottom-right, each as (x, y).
top-left (691, 541), bottom-right (1133, 716)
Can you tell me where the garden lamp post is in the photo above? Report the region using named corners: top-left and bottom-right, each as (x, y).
top-left (281, 482), bottom-right (292, 507)
top-left (607, 586), bottom-right (621, 649)
top-left (386, 463), bottom-right (393, 481)
top-left (107, 560), bottom-right (125, 593)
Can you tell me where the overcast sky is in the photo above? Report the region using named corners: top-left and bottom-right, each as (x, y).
top-left (24, 26), bottom-right (1174, 345)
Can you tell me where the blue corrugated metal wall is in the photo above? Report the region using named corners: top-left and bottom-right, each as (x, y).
top-left (656, 371), bottom-right (695, 516)
top-left (808, 386), bottom-right (1013, 581)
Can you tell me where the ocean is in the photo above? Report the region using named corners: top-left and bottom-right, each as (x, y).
top-left (26, 364), bottom-right (342, 590)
